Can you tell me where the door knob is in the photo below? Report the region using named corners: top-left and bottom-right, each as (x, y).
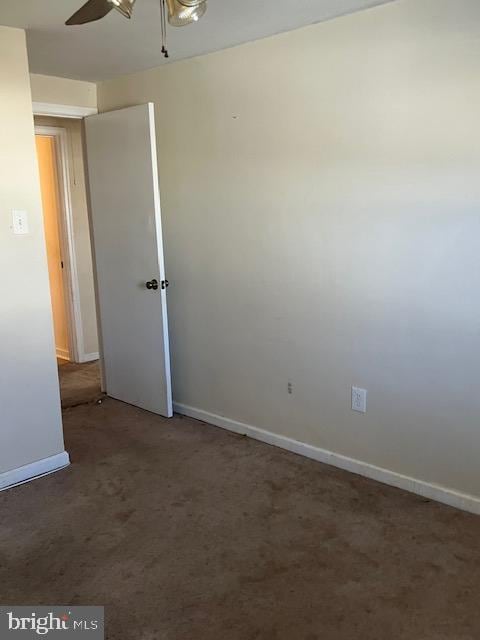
top-left (146, 279), bottom-right (159, 290)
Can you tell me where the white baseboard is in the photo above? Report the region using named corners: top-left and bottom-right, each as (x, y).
top-left (0, 452), bottom-right (70, 492)
top-left (173, 402), bottom-right (480, 516)
top-left (79, 352), bottom-right (99, 363)
top-left (56, 347), bottom-right (70, 360)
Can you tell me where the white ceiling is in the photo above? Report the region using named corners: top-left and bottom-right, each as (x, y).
top-left (0, 0), bottom-right (395, 82)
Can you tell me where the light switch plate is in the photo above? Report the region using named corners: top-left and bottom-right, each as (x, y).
top-left (12, 210), bottom-right (29, 235)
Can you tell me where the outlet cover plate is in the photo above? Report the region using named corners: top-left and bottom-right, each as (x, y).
top-left (352, 386), bottom-right (367, 413)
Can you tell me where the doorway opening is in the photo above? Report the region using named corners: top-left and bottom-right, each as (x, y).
top-left (35, 120), bottom-right (102, 408)
top-left (34, 102), bottom-right (173, 419)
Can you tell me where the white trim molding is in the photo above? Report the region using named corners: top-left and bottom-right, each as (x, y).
top-left (33, 102), bottom-right (97, 119)
top-left (0, 452), bottom-right (70, 492)
top-left (56, 347), bottom-right (70, 361)
top-left (80, 352), bottom-right (100, 363)
top-left (173, 403), bottom-right (480, 516)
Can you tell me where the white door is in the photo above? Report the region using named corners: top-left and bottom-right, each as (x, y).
top-left (85, 103), bottom-right (172, 417)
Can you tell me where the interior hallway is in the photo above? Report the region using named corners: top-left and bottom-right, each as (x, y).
top-left (58, 360), bottom-right (102, 408)
top-left (1, 398), bottom-right (480, 640)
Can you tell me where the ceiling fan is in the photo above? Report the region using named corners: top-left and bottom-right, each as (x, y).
top-left (66, 0), bottom-right (207, 57)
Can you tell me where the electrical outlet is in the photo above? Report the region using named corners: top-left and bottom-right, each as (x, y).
top-left (352, 386), bottom-right (367, 413)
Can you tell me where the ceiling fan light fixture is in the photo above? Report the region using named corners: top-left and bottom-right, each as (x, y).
top-left (166, 0), bottom-right (207, 27)
top-left (109, 0), bottom-right (136, 19)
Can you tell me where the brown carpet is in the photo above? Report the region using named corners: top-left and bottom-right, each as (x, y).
top-left (1, 399), bottom-right (480, 639)
top-left (58, 360), bottom-right (103, 408)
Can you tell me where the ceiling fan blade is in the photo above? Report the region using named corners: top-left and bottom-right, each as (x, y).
top-left (65, 0), bottom-right (113, 25)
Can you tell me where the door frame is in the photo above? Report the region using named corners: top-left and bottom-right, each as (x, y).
top-left (33, 101), bottom-right (100, 366)
top-left (35, 124), bottom-right (84, 363)
top-left (33, 102), bottom-right (97, 119)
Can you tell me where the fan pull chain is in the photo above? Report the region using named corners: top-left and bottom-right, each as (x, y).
top-left (160, 0), bottom-right (169, 58)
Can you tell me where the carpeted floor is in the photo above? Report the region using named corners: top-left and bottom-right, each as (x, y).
top-left (1, 399), bottom-right (480, 639)
top-left (58, 360), bottom-right (103, 408)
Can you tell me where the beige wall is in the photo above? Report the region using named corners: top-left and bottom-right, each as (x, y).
top-left (0, 27), bottom-right (65, 473)
top-left (98, 0), bottom-right (480, 498)
top-left (30, 73), bottom-right (97, 109)
top-left (35, 116), bottom-right (99, 357)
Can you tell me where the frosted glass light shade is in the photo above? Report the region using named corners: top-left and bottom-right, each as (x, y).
top-left (166, 0), bottom-right (207, 27)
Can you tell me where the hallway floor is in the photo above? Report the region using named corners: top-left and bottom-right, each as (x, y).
top-left (2, 399), bottom-right (480, 639)
top-left (58, 360), bottom-right (103, 408)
